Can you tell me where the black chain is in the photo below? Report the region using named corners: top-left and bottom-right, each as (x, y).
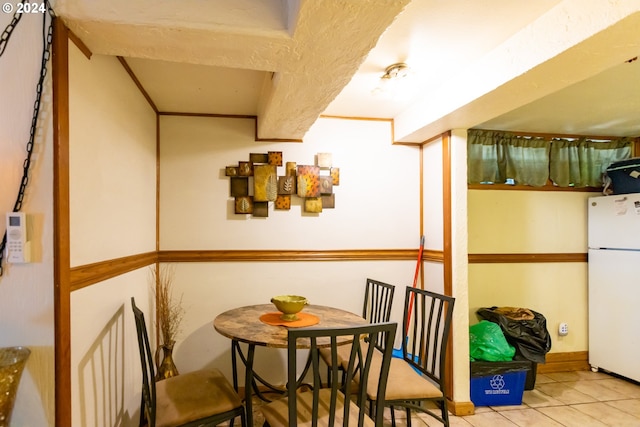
top-left (0, 2), bottom-right (24, 56)
top-left (0, 2), bottom-right (55, 276)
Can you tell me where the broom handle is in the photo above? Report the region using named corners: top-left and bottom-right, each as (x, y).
top-left (405, 235), bottom-right (425, 333)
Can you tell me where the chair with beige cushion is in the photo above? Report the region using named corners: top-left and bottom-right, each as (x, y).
top-left (260, 321), bottom-right (397, 427)
top-left (365, 287), bottom-right (455, 427)
top-left (131, 297), bottom-right (246, 427)
top-left (319, 278), bottom-right (395, 386)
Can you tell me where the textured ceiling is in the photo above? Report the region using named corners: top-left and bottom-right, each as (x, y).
top-left (54, 0), bottom-right (640, 141)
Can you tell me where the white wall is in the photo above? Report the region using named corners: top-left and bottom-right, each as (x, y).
top-left (160, 116), bottom-right (419, 250)
top-left (68, 45), bottom-right (157, 427)
top-left (422, 132), bottom-right (472, 404)
top-left (422, 140), bottom-right (444, 252)
top-left (451, 129), bottom-right (471, 404)
top-left (0, 11), bottom-right (55, 427)
top-left (170, 261), bottom-right (417, 382)
top-left (160, 116), bottom-right (421, 381)
top-left (71, 270), bottom-right (151, 427)
top-left (68, 48), bottom-right (157, 267)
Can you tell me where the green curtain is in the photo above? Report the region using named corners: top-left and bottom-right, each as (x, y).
top-left (468, 129), bottom-right (633, 187)
top-left (549, 138), bottom-right (632, 187)
top-left (468, 129), bottom-right (550, 186)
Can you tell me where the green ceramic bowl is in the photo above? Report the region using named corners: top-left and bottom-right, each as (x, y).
top-left (271, 295), bottom-right (308, 321)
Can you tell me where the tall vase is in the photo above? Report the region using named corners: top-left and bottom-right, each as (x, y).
top-left (155, 341), bottom-right (179, 381)
top-left (0, 346), bottom-right (31, 427)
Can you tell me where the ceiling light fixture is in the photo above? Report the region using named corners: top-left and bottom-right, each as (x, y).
top-left (382, 62), bottom-right (410, 80)
top-left (372, 62), bottom-right (410, 97)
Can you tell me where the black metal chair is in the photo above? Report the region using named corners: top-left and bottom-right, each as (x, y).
top-left (260, 321), bottom-right (397, 427)
top-left (131, 297), bottom-right (246, 427)
top-left (320, 278), bottom-right (395, 385)
top-left (365, 287), bottom-right (455, 427)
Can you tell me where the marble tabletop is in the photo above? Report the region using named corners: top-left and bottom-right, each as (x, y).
top-left (213, 303), bottom-right (368, 348)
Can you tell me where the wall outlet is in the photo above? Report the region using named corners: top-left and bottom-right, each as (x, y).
top-left (559, 322), bottom-right (569, 336)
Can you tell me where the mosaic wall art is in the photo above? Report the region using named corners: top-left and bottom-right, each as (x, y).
top-left (225, 152), bottom-right (340, 218)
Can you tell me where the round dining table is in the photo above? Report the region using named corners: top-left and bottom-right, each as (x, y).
top-left (214, 303), bottom-right (368, 426)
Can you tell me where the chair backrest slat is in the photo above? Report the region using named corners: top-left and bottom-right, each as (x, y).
top-left (401, 287), bottom-right (455, 388)
top-left (363, 278), bottom-right (395, 324)
top-left (363, 279), bottom-right (396, 352)
top-left (131, 297), bottom-right (157, 427)
top-left (287, 322), bottom-right (397, 427)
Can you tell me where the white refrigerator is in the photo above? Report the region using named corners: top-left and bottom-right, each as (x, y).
top-left (588, 193), bottom-right (640, 382)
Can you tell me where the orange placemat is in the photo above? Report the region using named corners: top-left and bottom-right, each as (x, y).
top-left (259, 312), bottom-right (320, 327)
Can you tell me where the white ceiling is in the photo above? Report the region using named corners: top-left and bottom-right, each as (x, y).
top-left (55, 0), bottom-right (640, 142)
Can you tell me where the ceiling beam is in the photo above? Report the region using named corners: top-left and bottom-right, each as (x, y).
top-left (394, 1), bottom-right (640, 142)
top-left (255, 0), bottom-right (411, 140)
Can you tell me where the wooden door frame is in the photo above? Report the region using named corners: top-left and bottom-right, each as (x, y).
top-left (52, 17), bottom-right (72, 427)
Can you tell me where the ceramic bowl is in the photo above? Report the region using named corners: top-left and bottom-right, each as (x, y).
top-left (270, 295), bottom-right (308, 321)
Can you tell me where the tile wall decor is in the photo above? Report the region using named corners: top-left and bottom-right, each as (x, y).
top-left (225, 152), bottom-right (340, 218)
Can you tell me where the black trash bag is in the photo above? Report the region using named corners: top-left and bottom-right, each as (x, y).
top-left (476, 307), bottom-right (552, 364)
top-left (470, 360), bottom-right (531, 376)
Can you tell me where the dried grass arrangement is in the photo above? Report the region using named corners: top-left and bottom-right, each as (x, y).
top-left (150, 264), bottom-right (185, 346)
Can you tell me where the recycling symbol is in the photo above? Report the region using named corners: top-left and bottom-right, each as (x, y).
top-left (489, 374), bottom-right (505, 390)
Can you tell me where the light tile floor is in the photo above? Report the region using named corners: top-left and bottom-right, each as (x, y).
top-left (244, 370), bottom-right (640, 426)
top-left (386, 370), bottom-right (640, 427)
